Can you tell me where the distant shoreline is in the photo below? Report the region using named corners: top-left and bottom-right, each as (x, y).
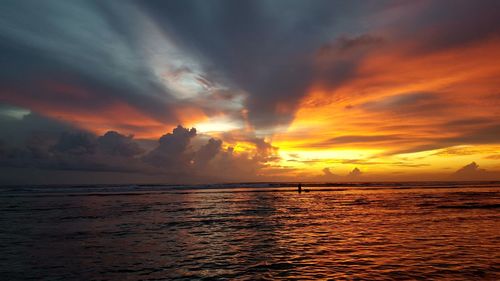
top-left (1, 181), bottom-right (499, 198)
top-left (1, 180), bottom-right (499, 189)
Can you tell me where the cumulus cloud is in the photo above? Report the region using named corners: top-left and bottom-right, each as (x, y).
top-left (193, 138), bottom-right (222, 168)
top-left (0, 125), bottom-right (279, 184)
top-left (322, 167), bottom-right (335, 177)
top-left (321, 167), bottom-right (340, 181)
top-left (348, 167), bottom-right (363, 178)
top-left (219, 130), bottom-right (279, 161)
top-left (143, 126), bottom-right (197, 168)
top-left (318, 166), bottom-right (367, 181)
top-left (97, 131), bottom-right (143, 157)
top-left (452, 162), bottom-right (490, 180)
top-left (446, 161), bottom-right (500, 181)
top-left (51, 132), bottom-right (96, 155)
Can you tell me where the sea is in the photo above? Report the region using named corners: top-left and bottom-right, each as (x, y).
top-left (1, 182), bottom-right (499, 280)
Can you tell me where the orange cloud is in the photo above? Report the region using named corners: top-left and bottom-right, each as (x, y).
top-left (273, 35), bottom-right (500, 176)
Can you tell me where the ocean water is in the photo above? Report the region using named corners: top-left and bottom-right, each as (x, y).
top-left (0, 183), bottom-right (499, 280)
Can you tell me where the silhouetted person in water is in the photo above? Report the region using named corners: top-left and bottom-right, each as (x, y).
top-left (298, 183), bottom-right (302, 193)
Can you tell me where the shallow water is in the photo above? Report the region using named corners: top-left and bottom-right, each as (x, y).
top-left (1, 184), bottom-right (499, 280)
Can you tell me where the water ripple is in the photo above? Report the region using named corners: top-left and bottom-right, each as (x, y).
top-left (0, 185), bottom-right (499, 280)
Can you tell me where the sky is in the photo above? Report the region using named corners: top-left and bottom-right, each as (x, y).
top-left (1, 0), bottom-right (499, 184)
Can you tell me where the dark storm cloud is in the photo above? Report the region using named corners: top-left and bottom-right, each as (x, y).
top-left (317, 34), bottom-right (385, 58)
top-left (0, 0), bottom-right (391, 133)
top-left (143, 126), bottom-right (197, 169)
top-left (398, 0), bottom-right (500, 55)
top-left (0, 0), bottom-right (185, 127)
top-left (0, 107), bottom-right (74, 145)
top-left (194, 138), bottom-right (222, 167)
top-left (313, 34), bottom-right (385, 91)
top-left (0, 125), bottom-right (277, 183)
top-left (0, 130), bottom-right (147, 173)
top-left (137, 0), bottom-right (387, 129)
top-left (97, 131), bottom-right (144, 157)
top-left (1, 0), bottom-right (499, 134)
top-left (51, 132), bottom-right (97, 155)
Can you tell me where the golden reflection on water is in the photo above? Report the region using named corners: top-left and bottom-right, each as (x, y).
top-left (1, 186), bottom-right (499, 280)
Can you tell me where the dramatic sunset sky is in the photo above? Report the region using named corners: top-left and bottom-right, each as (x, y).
top-left (1, 0), bottom-right (499, 184)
